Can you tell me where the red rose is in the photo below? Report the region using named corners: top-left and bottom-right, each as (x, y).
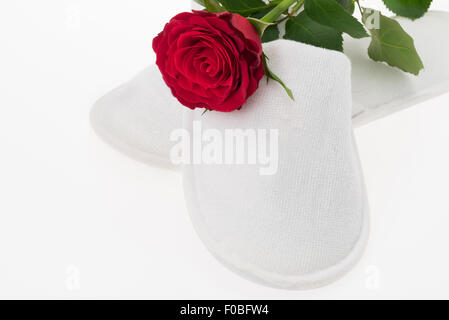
top-left (153, 11), bottom-right (264, 112)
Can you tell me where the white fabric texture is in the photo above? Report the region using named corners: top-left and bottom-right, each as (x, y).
top-left (90, 11), bottom-right (449, 168)
top-left (90, 66), bottom-right (180, 168)
top-left (183, 40), bottom-right (369, 289)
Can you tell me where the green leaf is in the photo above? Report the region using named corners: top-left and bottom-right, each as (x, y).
top-left (219, 0), bottom-right (266, 9)
top-left (363, 9), bottom-right (424, 75)
top-left (193, 0), bottom-right (205, 6)
top-left (263, 53), bottom-right (294, 100)
top-left (382, 0), bottom-right (432, 20)
top-left (335, 0), bottom-right (354, 14)
top-left (247, 17), bottom-right (274, 36)
top-left (304, 0), bottom-right (368, 39)
top-left (250, 5), bottom-right (276, 19)
top-left (261, 24), bottom-right (280, 43)
top-left (204, 0), bottom-right (225, 13)
top-left (218, 0), bottom-right (275, 16)
top-left (198, 0), bottom-right (283, 17)
top-left (284, 11), bottom-right (343, 51)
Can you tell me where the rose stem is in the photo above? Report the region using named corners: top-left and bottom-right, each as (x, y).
top-left (260, 0), bottom-right (300, 23)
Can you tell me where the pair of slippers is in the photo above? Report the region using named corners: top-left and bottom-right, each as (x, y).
top-left (90, 11), bottom-right (449, 289)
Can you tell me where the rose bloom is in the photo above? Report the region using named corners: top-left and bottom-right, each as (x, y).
top-left (153, 11), bottom-right (264, 112)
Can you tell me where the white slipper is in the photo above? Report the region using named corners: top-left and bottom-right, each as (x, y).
top-left (90, 11), bottom-right (449, 168)
top-left (90, 65), bottom-right (180, 169)
top-left (182, 40), bottom-right (369, 289)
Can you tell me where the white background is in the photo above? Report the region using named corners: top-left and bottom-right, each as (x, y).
top-left (1, 0), bottom-right (449, 299)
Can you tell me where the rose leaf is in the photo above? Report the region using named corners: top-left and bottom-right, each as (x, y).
top-left (304, 0), bottom-right (368, 39)
top-left (247, 17), bottom-right (274, 36)
top-left (204, 0), bottom-right (226, 13)
top-left (335, 0), bottom-right (355, 14)
top-left (382, 0), bottom-right (432, 20)
top-left (284, 11), bottom-right (343, 52)
top-left (218, 0), bottom-right (269, 16)
top-left (263, 53), bottom-right (294, 100)
top-left (261, 24), bottom-right (280, 43)
top-left (363, 8), bottom-right (424, 75)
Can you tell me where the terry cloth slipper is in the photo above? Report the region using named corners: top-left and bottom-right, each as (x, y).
top-left (90, 11), bottom-right (449, 169)
top-left (89, 65), bottom-right (180, 168)
top-left (181, 40), bottom-right (369, 289)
